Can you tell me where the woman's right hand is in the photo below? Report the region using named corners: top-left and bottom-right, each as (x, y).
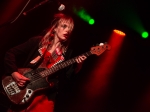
top-left (11, 72), bottom-right (30, 87)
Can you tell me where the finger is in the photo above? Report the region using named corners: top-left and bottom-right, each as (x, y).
top-left (77, 58), bottom-right (82, 63)
top-left (76, 58), bottom-right (81, 63)
top-left (81, 55), bottom-right (86, 60)
top-left (78, 56), bottom-right (85, 62)
top-left (21, 75), bottom-right (30, 81)
top-left (79, 58), bottom-right (82, 62)
top-left (18, 82), bottom-right (24, 87)
top-left (20, 82), bottom-right (24, 85)
top-left (75, 59), bottom-right (79, 63)
top-left (80, 57), bottom-right (85, 60)
top-left (19, 80), bottom-right (26, 83)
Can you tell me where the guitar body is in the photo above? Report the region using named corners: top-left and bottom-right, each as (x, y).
top-left (2, 43), bottom-right (111, 110)
top-left (2, 68), bottom-right (50, 105)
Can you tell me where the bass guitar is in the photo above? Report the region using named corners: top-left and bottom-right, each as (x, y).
top-left (2, 42), bottom-right (111, 105)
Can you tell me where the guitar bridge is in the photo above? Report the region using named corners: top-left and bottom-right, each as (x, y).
top-left (5, 82), bottom-right (20, 95)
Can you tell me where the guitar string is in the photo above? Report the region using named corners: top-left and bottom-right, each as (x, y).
top-left (26, 61), bottom-right (62, 83)
top-left (27, 58), bottom-right (76, 83)
top-left (27, 52), bottom-right (92, 83)
top-left (29, 59), bottom-right (72, 81)
top-left (30, 46), bottom-right (107, 83)
top-left (26, 51), bottom-right (91, 84)
top-left (25, 45), bottom-right (106, 88)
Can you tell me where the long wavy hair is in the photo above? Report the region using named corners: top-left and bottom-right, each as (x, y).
top-left (39, 13), bottom-right (74, 53)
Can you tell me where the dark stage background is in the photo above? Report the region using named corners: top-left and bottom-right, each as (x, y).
top-left (0, 0), bottom-right (150, 112)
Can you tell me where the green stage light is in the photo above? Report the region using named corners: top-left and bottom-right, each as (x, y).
top-left (73, 7), bottom-right (95, 25)
top-left (142, 31), bottom-right (149, 38)
top-left (89, 19), bottom-right (95, 25)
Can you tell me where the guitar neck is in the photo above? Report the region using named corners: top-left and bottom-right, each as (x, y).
top-left (40, 51), bottom-right (92, 77)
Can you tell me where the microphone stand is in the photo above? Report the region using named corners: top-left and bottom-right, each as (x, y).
top-left (0, 0), bottom-right (31, 28)
top-left (23, 0), bottom-right (50, 15)
top-left (0, 0), bottom-right (53, 28)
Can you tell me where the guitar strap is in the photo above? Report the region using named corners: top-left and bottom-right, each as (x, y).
top-left (29, 42), bottom-right (51, 67)
top-left (39, 46), bottom-right (65, 68)
top-left (29, 41), bottom-right (65, 69)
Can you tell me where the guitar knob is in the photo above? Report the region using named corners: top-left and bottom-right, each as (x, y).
top-left (99, 43), bottom-right (104, 46)
top-left (28, 90), bottom-right (31, 93)
top-left (26, 94), bottom-right (29, 98)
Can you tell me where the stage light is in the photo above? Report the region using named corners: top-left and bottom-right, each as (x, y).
top-left (73, 7), bottom-right (95, 25)
top-left (142, 31), bottom-right (149, 38)
top-left (113, 29), bottom-right (126, 36)
top-left (89, 19), bottom-right (95, 25)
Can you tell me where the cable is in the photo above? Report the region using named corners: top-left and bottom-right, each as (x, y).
top-left (0, 0), bottom-right (31, 28)
top-left (10, 0), bottom-right (31, 23)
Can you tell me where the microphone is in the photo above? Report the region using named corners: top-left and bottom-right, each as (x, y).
top-left (58, 4), bottom-right (65, 11)
top-left (23, 0), bottom-right (65, 16)
top-left (51, 0), bottom-right (65, 11)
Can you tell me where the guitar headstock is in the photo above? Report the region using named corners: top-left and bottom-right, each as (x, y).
top-left (90, 42), bottom-right (111, 56)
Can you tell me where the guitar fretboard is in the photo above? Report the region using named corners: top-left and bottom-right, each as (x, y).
top-left (40, 51), bottom-right (92, 77)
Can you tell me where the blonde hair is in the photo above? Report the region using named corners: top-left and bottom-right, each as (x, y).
top-left (39, 13), bottom-right (74, 52)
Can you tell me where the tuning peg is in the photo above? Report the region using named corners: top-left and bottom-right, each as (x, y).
top-left (99, 43), bottom-right (104, 46)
